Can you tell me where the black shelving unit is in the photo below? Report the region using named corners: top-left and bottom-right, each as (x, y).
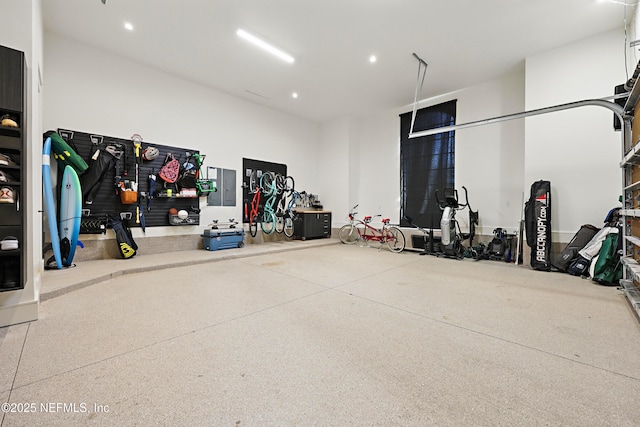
top-left (0, 45), bottom-right (25, 292)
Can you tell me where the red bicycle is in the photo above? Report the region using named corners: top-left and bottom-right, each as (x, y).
top-left (248, 186), bottom-right (261, 237)
top-left (338, 204), bottom-right (406, 253)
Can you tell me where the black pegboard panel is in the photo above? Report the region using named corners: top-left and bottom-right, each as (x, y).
top-left (56, 129), bottom-right (200, 230)
top-left (242, 158), bottom-right (287, 223)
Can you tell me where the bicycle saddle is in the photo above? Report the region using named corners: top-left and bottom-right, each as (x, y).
top-left (382, 218), bottom-right (390, 224)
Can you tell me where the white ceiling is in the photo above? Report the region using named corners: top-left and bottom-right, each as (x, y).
top-left (42, 0), bottom-right (630, 123)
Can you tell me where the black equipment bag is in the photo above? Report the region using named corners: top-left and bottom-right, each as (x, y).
top-left (178, 168), bottom-right (197, 189)
top-left (567, 255), bottom-right (590, 276)
top-left (487, 228), bottom-right (507, 260)
top-left (81, 143), bottom-right (121, 204)
top-left (525, 180), bottom-right (551, 271)
top-left (552, 224), bottom-right (599, 272)
top-left (109, 216), bottom-right (138, 259)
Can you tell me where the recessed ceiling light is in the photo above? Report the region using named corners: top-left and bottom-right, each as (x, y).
top-left (292, 92), bottom-right (298, 99)
top-left (236, 28), bottom-right (295, 63)
top-left (124, 22), bottom-right (134, 31)
top-left (369, 55), bottom-right (377, 63)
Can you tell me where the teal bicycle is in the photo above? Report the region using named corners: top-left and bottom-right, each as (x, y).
top-left (260, 172), bottom-right (277, 234)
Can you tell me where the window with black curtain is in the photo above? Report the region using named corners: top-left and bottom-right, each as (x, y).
top-left (400, 100), bottom-right (456, 228)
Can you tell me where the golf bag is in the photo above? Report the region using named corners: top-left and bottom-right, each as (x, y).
top-left (109, 216), bottom-right (138, 259)
top-left (591, 228), bottom-right (623, 285)
top-left (525, 180), bottom-right (551, 271)
top-left (567, 226), bottom-right (616, 276)
top-left (552, 224), bottom-right (599, 272)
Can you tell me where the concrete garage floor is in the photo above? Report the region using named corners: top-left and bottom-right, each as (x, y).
top-left (2, 238), bottom-right (640, 426)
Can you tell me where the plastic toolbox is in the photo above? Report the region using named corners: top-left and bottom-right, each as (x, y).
top-left (202, 228), bottom-right (244, 251)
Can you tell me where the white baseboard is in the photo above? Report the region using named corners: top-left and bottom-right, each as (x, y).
top-left (0, 298), bottom-right (38, 328)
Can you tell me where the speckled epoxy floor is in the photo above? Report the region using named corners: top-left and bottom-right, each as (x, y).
top-left (2, 242), bottom-right (640, 426)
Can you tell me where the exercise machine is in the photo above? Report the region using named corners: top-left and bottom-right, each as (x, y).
top-left (404, 186), bottom-right (478, 259)
top-left (435, 186), bottom-right (478, 259)
top-left (403, 215), bottom-right (437, 256)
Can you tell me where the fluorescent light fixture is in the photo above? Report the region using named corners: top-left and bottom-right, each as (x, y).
top-left (124, 22), bottom-right (134, 31)
top-left (236, 28), bottom-right (294, 63)
top-left (292, 92), bottom-right (298, 99)
top-left (369, 55), bottom-right (377, 63)
top-left (598, 0), bottom-right (639, 4)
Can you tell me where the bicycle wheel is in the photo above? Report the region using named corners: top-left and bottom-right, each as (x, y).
top-left (249, 170), bottom-right (258, 193)
top-left (275, 173), bottom-right (285, 194)
top-left (339, 224), bottom-right (361, 244)
top-left (249, 215), bottom-right (258, 237)
top-left (385, 226), bottom-right (406, 253)
top-left (261, 210), bottom-right (276, 234)
top-left (284, 175), bottom-right (295, 192)
top-left (275, 214), bottom-right (285, 234)
top-left (260, 171), bottom-right (275, 195)
top-left (284, 215), bottom-right (295, 238)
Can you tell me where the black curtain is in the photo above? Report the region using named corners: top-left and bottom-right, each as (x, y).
top-left (400, 100), bottom-right (456, 228)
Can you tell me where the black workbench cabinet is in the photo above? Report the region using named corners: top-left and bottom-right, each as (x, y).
top-left (292, 211), bottom-right (331, 240)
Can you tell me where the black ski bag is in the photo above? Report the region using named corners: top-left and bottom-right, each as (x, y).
top-left (525, 180), bottom-right (551, 271)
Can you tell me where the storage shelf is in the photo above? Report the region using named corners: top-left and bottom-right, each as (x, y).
top-left (0, 249), bottom-right (20, 257)
top-left (0, 137), bottom-right (21, 152)
top-left (624, 74), bottom-right (640, 113)
top-left (0, 125), bottom-right (20, 138)
top-left (622, 59), bottom-right (640, 325)
top-left (621, 280), bottom-right (640, 319)
top-left (624, 181), bottom-right (640, 192)
top-left (621, 141), bottom-right (640, 166)
top-left (155, 195), bottom-right (198, 199)
top-left (619, 258), bottom-right (640, 319)
top-left (625, 235), bottom-right (640, 248)
top-left (168, 213), bottom-right (199, 226)
top-left (0, 45), bottom-right (25, 295)
top-left (622, 256), bottom-right (640, 274)
top-left (621, 209), bottom-right (640, 218)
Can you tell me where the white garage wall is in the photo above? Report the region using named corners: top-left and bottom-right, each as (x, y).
top-left (40, 27), bottom-right (629, 246)
top-left (453, 72), bottom-right (526, 235)
top-left (337, 29), bottom-right (626, 245)
top-left (43, 33), bottom-right (321, 238)
top-left (316, 117), bottom-right (356, 225)
top-left (524, 29), bottom-right (625, 242)
top-left (355, 111), bottom-right (399, 221)
top-left (340, 71), bottom-right (526, 238)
